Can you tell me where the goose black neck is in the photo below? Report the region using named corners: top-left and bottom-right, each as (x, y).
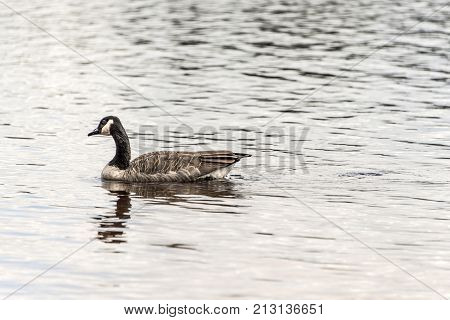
top-left (109, 126), bottom-right (131, 170)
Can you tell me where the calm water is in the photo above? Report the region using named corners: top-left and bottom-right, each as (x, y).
top-left (1, 0), bottom-right (450, 299)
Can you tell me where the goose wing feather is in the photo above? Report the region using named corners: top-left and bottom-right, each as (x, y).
top-left (124, 151), bottom-right (249, 182)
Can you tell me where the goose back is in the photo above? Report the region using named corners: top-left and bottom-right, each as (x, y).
top-left (114, 151), bottom-right (250, 183)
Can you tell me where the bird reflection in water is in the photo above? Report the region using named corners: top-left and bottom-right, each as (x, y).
top-left (93, 189), bottom-right (131, 244)
top-left (94, 180), bottom-right (242, 244)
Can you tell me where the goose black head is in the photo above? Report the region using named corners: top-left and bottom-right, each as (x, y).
top-left (88, 116), bottom-right (130, 169)
top-left (88, 116), bottom-right (123, 137)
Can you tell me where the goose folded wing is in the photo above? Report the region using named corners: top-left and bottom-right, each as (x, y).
top-left (129, 151), bottom-right (247, 181)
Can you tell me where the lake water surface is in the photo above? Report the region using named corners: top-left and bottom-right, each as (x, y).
top-left (1, 0), bottom-right (450, 299)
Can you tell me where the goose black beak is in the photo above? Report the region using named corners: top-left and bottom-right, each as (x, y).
top-left (88, 128), bottom-right (100, 137)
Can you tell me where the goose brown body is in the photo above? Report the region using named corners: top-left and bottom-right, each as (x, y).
top-left (102, 150), bottom-right (250, 182)
top-left (89, 116), bottom-right (250, 183)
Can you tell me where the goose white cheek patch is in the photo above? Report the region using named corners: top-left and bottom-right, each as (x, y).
top-left (101, 119), bottom-right (114, 135)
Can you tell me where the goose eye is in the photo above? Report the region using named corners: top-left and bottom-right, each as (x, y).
top-left (101, 119), bottom-right (107, 125)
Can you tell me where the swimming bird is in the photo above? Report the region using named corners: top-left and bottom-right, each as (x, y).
top-left (88, 116), bottom-right (251, 183)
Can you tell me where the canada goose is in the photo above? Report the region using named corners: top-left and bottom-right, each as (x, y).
top-left (88, 116), bottom-right (251, 183)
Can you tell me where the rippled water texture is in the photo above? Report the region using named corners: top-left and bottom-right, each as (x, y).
top-left (1, 0), bottom-right (449, 299)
